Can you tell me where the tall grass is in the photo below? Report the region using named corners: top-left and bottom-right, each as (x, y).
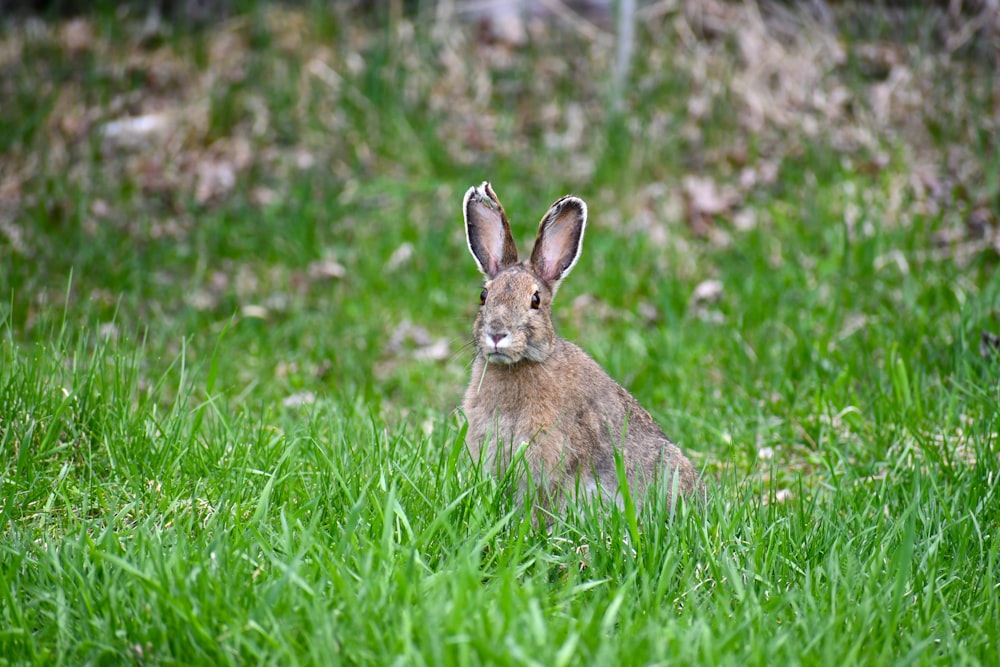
top-left (2, 2), bottom-right (999, 664)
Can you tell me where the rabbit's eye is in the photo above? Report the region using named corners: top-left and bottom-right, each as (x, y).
top-left (480, 288), bottom-right (488, 305)
top-left (531, 292), bottom-right (540, 309)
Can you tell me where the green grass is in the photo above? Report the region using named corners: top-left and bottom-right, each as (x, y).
top-left (2, 3), bottom-right (999, 665)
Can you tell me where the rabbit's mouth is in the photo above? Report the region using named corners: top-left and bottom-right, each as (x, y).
top-left (486, 351), bottom-right (516, 364)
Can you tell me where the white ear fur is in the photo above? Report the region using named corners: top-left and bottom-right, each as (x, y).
top-left (529, 195), bottom-right (587, 286)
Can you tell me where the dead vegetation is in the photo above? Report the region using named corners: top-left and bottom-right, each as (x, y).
top-left (1, 1), bottom-right (997, 278)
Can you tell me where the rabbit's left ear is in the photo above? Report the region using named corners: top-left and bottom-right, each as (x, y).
top-left (464, 182), bottom-right (519, 278)
top-left (529, 196), bottom-right (587, 285)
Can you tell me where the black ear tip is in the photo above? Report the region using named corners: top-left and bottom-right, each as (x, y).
top-left (555, 195), bottom-right (585, 212)
top-left (547, 196), bottom-right (587, 225)
top-left (464, 186), bottom-right (487, 213)
top-left (465, 182), bottom-right (500, 210)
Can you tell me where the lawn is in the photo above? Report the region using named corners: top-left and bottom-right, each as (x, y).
top-left (1, 1), bottom-right (998, 664)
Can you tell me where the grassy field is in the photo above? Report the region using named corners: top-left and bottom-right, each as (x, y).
top-left (2, 2), bottom-right (999, 664)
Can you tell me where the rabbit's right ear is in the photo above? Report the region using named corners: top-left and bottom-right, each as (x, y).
top-left (528, 195), bottom-right (586, 287)
top-left (464, 182), bottom-right (519, 278)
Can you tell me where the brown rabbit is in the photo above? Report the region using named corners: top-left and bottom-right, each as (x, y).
top-left (461, 182), bottom-right (701, 512)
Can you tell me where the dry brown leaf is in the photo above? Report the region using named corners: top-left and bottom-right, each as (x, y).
top-left (307, 260), bottom-right (347, 281)
top-left (60, 18), bottom-right (94, 55)
top-left (689, 279), bottom-right (723, 306)
top-left (386, 243), bottom-right (415, 272)
top-left (195, 158), bottom-right (236, 204)
top-left (282, 391), bottom-right (316, 408)
top-left (99, 112), bottom-right (177, 153)
top-left (683, 175), bottom-right (740, 234)
top-left (386, 320), bottom-right (450, 362)
top-left (241, 304), bottom-right (268, 319)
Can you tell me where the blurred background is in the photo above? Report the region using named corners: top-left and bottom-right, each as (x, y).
top-left (1, 0), bottom-right (998, 474)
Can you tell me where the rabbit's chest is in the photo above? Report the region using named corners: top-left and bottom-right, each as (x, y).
top-left (466, 390), bottom-right (560, 442)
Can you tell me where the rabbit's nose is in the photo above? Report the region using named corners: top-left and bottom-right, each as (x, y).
top-left (489, 333), bottom-right (507, 345)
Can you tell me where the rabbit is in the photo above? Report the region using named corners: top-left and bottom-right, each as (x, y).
top-left (461, 182), bottom-right (702, 513)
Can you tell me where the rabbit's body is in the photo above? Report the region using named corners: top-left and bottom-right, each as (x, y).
top-left (464, 337), bottom-right (698, 504)
top-left (461, 182), bottom-right (701, 510)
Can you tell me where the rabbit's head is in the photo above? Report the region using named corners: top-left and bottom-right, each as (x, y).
top-left (463, 182), bottom-right (586, 365)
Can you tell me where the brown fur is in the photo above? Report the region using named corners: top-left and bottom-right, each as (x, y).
top-left (461, 182), bottom-right (702, 511)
